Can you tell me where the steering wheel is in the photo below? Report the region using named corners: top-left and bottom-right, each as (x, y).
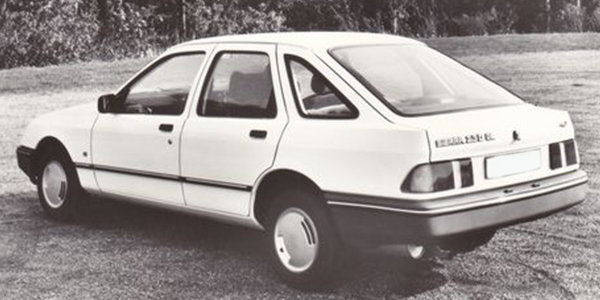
top-left (129, 103), bottom-right (153, 114)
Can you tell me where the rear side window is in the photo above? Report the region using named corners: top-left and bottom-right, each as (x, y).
top-left (198, 52), bottom-right (276, 118)
top-left (285, 56), bottom-right (357, 119)
top-left (123, 53), bottom-right (205, 115)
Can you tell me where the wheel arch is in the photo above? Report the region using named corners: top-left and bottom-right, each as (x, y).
top-left (31, 136), bottom-right (73, 183)
top-left (252, 169), bottom-right (324, 227)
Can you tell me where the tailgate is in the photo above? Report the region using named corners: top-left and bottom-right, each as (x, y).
top-left (421, 104), bottom-right (574, 162)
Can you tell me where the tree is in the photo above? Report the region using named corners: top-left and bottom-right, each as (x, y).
top-left (97, 0), bottom-right (109, 41)
top-left (0, 0), bottom-right (6, 28)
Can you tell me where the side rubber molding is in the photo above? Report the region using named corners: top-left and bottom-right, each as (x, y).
top-left (74, 163), bottom-right (253, 191)
top-left (326, 170), bottom-right (588, 246)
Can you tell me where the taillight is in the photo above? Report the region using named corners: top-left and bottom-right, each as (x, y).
top-left (549, 143), bottom-right (562, 170)
top-left (549, 139), bottom-right (578, 170)
top-left (563, 140), bottom-right (577, 166)
top-left (459, 159), bottom-right (474, 187)
top-left (402, 159), bottom-right (473, 193)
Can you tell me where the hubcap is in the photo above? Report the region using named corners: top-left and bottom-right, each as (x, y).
top-left (42, 161), bottom-right (68, 208)
top-left (274, 208), bottom-right (318, 273)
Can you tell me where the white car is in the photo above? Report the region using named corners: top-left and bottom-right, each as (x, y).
top-left (16, 32), bottom-right (588, 288)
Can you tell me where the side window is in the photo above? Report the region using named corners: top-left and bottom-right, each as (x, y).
top-left (122, 53), bottom-right (205, 115)
top-left (198, 52), bottom-right (276, 118)
top-left (286, 56), bottom-right (358, 119)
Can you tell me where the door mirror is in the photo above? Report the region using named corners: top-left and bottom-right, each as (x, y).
top-left (98, 93), bottom-right (118, 113)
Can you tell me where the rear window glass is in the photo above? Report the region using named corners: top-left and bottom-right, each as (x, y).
top-left (330, 45), bottom-right (522, 116)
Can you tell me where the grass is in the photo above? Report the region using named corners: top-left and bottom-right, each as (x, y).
top-left (1, 32), bottom-right (599, 95)
top-left (1, 32), bottom-right (599, 299)
top-left (424, 32), bottom-right (600, 57)
top-left (0, 57), bottom-right (152, 95)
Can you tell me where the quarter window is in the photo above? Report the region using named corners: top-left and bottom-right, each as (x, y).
top-left (199, 52), bottom-right (276, 118)
top-left (122, 53), bottom-right (205, 115)
top-left (286, 56), bottom-right (357, 119)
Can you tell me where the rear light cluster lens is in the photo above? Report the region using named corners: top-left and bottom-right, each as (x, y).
top-left (549, 139), bottom-right (578, 170)
top-left (402, 159), bottom-right (474, 193)
top-left (549, 143), bottom-right (562, 170)
top-left (564, 140), bottom-right (578, 166)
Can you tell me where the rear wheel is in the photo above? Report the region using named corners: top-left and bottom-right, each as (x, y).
top-left (265, 188), bottom-right (341, 290)
top-left (37, 148), bottom-right (85, 220)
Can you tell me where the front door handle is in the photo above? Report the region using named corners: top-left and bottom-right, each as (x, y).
top-left (159, 123), bottom-right (174, 132)
top-left (249, 130), bottom-right (267, 139)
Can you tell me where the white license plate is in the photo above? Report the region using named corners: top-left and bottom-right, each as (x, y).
top-left (486, 150), bottom-right (541, 179)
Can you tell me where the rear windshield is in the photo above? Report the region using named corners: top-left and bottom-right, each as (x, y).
top-left (330, 45), bottom-right (522, 116)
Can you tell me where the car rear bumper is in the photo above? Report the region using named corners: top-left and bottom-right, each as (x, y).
top-left (16, 146), bottom-right (36, 183)
top-left (325, 170), bottom-right (588, 246)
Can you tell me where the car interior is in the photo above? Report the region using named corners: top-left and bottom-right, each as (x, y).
top-left (204, 66), bottom-right (276, 118)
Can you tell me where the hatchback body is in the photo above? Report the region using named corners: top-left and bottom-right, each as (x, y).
top-left (16, 32), bottom-right (587, 288)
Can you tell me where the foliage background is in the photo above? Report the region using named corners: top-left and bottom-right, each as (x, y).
top-left (1, 0), bottom-right (600, 69)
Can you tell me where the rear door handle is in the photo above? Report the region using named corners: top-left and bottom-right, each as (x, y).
top-left (249, 130), bottom-right (267, 139)
top-left (159, 123), bottom-right (174, 132)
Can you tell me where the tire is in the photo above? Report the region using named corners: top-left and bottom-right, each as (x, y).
top-left (265, 188), bottom-right (341, 290)
top-left (36, 148), bottom-right (85, 221)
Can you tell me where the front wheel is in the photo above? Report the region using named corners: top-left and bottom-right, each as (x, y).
top-left (265, 188), bottom-right (341, 290)
top-left (37, 149), bottom-right (85, 220)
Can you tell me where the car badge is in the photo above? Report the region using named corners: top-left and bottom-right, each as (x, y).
top-left (512, 130), bottom-right (521, 142)
top-left (435, 132), bottom-right (494, 148)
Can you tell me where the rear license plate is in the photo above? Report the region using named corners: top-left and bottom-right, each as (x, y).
top-left (486, 149), bottom-right (541, 179)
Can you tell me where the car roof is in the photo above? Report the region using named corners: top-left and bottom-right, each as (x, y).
top-left (175, 31), bottom-right (424, 52)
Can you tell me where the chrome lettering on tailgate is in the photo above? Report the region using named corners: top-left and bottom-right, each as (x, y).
top-left (435, 133), bottom-right (495, 148)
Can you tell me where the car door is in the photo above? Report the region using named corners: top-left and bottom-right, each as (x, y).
top-left (91, 47), bottom-right (212, 205)
top-left (180, 43), bottom-right (287, 215)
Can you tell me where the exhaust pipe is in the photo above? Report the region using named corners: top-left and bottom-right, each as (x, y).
top-left (378, 244), bottom-right (426, 259)
top-left (406, 244), bottom-right (426, 259)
